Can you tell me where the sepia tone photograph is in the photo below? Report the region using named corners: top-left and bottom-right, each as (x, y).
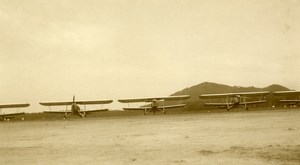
top-left (0, 0), bottom-right (299, 164)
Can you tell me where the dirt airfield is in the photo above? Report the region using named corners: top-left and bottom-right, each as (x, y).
top-left (1, 109), bottom-right (300, 165)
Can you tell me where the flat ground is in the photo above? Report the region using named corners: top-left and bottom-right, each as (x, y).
top-left (1, 109), bottom-right (300, 165)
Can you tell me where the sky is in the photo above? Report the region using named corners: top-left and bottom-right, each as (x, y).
top-left (0, 0), bottom-right (299, 112)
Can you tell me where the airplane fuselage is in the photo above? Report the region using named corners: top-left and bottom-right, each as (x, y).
top-left (226, 95), bottom-right (251, 111)
top-left (144, 100), bottom-right (166, 115)
top-left (71, 103), bottom-right (80, 113)
top-left (69, 103), bottom-right (85, 118)
top-left (226, 96), bottom-right (242, 110)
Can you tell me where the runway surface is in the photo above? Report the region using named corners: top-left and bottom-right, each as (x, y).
top-left (1, 110), bottom-right (300, 165)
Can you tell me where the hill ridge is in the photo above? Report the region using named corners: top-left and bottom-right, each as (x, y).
top-left (170, 82), bottom-right (290, 110)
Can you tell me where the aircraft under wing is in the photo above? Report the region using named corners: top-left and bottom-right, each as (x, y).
top-left (118, 95), bottom-right (190, 103)
top-left (200, 92), bottom-right (268, 110)
top-left (40, 100), bottom-right (113, 106)
top-left (40, 96), bottom-right (112, 118)
top-left (199, 91), bottom-right (270, 99)
top-left (273, 91), bottom-right (300, 104)
top-left (123, 104), bottom-right (186, 110)
top-left (0, 103), bottom-right (29, 119)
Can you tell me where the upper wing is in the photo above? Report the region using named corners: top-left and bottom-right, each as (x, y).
top-left (118, 95), bottom-right (190, 103)
top-left (76, 100), bottom-right (113, 105)
top-left (273, 90), bottom-right (300, 96)
top-left (40, 100), bottom-right (113, 106)
top-left (0, 103), bottom-right (30, 109)
top-left (200, 91), bottom-right (270, 99)
top-left (40, 101), bottom-right (73, 106)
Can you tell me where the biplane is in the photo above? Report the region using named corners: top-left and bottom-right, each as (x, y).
top-left (199, 91), bottom-right (270, 111)
top-left (40, 96), bottom-right (113, 118)
top-left (0, 103), bottom-right (30, 121)
top-left (118, 95), bottom-right (190, 115)
top-left (273, 90), bottom-right (300, 106)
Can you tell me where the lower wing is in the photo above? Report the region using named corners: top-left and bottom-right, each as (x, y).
top-left (123, 104), bottom-right (186, 110)
top-left (204, 103), bottom-right (234, 106)
top-left (43, 111), bottom-right (72, 114)
top-left (123, 107), bottom-right (151, 110)
top-left (279, 100), bottom-right (300, 103)
top-left (82, 109), bottom-right (109, 113)
top-left (204, 100), bottom-right (266, 106)
top-left (0, 112), bottom-right (25, 117)
top-left (158, 104), bottom-right (186, 109)
top-left (239, 100), bottom-right (266, 105)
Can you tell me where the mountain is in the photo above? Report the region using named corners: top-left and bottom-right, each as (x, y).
top-left (262, 84), bottom-right (290, 92)
top-left (170, 82), bottom-right (290, 110)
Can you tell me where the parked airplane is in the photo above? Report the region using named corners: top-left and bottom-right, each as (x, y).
top-left (0, 103), bottom-right (30, 121)
top-left (273, 90), bottom-right (300, 105)
top-left (118, 95), bottom-right (190, 115)
top-left (40, 96), bottom-right (113, 118)
top-left (199, 91), bottom-right (270, 111)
